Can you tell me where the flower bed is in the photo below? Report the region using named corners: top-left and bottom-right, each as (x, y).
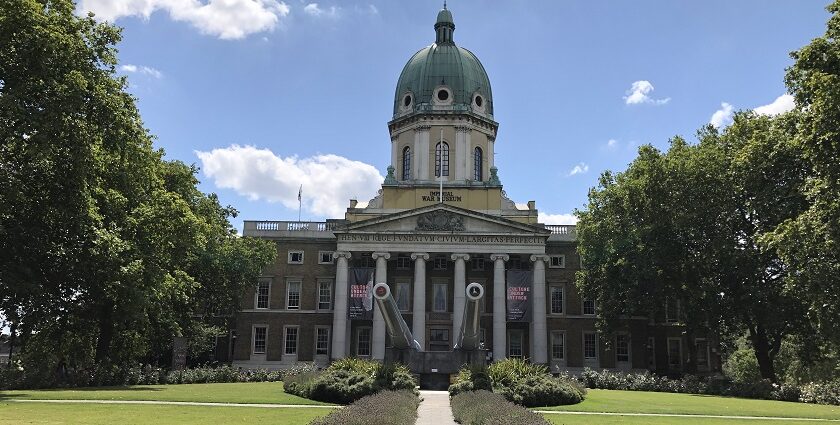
top-left (451, 390), bottom-right (550, 425)
top-left (310, 390), bottom-right (419, 425)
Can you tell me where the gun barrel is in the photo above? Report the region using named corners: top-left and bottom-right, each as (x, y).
top-left (455, 282), bottom-right (485, 351)
top-left (373, 283), bottom-right (421, 351)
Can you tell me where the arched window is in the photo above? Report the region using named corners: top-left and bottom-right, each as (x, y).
top-left (402, 146), bottom-right (411, 180)
top-left (473, 147), bottom-right (483, 181)
top-left (435, 142), bottom-right (449, 177)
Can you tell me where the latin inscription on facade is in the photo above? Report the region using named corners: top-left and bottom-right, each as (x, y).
top-left (337, 233), bottom-right (543, 244)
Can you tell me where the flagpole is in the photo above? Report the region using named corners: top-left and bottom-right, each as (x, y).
top-left (298, 184), bottom-right (302, 223)
top-left (439, 129), bottom-right (444, 204)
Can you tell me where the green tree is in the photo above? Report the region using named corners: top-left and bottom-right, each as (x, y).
top-left (0, 0), bottom-right (275, 378)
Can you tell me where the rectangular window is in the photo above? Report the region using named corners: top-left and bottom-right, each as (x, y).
top-left (551, 331), bottom-right (565, 360)
top-left (433, 283), bottom-right (447, 312)
top-left (288, 250), bottom-right (304, 264)
top-left (471, 256), bottom-right (485, 271)
top-left (252, 326), bottom-right (267, 354)
top-left (284, 327), bottom-right (298, 355)
top-left (355, 253), bottom-right (375, 268)
top-left (696, 339), bottom-right (709, 370)
top-left (433, 255), bottom-right (448, 270)
top-left (666, 298), bottom-right (680, 323)
top-left (507, 256), bottom-right (523, 270)
top-left (256, 279), bottom-right (270, 309)
top-left (315, 327), bottom-right (330, 356)
top-left (318, 251), bottom-right (334, 264)
top-left (583, 299), bottom-right (596, 315)
top-left (395, 281), bottom-right (410, 312)
top-left (318, 280), bottom-right (332, 310)
top-left (647, 337), bottom-right (656, 370)
top-left (357, 327), bottom-right (372, 357)
top-left (508, 330), bottom-right (524, 358)
top-left (396, 254), bottom-right (412, 269)
top-left (667, 338), bottom-right (682, 369)
top-left (584, 332), bottom-right (598, 360)
top-left (550, 286), bottom-right (564, 314)
top-left (430, 328), bottom-right (449, 351)
top-left (616, 334), bottom-right (630, 363)
top-left (549, 255), bottom-right (565, 268)
top-left (286, 280), bottom-right (301, 310)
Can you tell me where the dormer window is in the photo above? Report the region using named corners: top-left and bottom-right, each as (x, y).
top-left (437, 90), bottom-right (449, 101)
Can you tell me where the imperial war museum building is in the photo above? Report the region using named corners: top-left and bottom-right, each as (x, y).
top-left (227, 7), bottom-right (721, 379)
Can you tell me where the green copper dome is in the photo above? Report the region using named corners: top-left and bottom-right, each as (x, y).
top-left (392, 7), bottom-right (493, 119)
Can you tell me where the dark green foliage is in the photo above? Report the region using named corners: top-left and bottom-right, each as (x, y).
top-left (496, 374), bottom-right (585, 407)
top-left (450, 360), bottom-right (584, 406)
top-left (284, 359), bottom-right (418, 404)
top-left (450, 390), bottom-right (550, 425)
top-left (310, 390), bottom-right (419, 425)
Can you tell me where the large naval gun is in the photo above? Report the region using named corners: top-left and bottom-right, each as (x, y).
top-left (372, 282), bottom-right (487, 389)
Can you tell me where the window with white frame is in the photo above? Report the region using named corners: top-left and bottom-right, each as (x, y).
top-left (583, 299), bottom-right (596, 315)
top-left (318, 251), bottom-right (333, 264)
top-left (433, 283), bottom-right (447, 312)
top-left (647, 337), bottom-right (656, 370)
top-left (583, 332), bottom-right (598, 360)
top-left (551, 331), bottom-right (565, 360)
top-left (284, 327), bottom-right (298, 355)
top-left (395, 281), bottom-right (411, 312)
top-left (471, 256), bottom-right (485, 271)
top-left (616, 333), bottom-right (630, 363)
top-left (318, 280), bottom-right (332, 311)
top-left (665, 298), bottom-right (681, 323)
top-left (396, 254), bottom-right (412, 269)
top-left (286, 280), bottom-right (301, 310)
top-left (550, 286), bottom-right (564, 314)
top-left (696, 338), bottom-right (709, 370)
top-left (508, 330), bottom-right (524, 358)
top-left (667, 338), bottom-right (682, 369)
top-left (549, 255), bottom-right (565, 268)
top-left (315, 327), bottom-right (330, 356)
top-left (357, 327), bottom-right (372, 357)
top-left (288, 250), bottom-right (304, 264)
top-left (256, 279), bottom-right (270, 309)
top-left (252, 326), bottom-right (267, 354)
top-left (433, 255), bottom-right (448, 270)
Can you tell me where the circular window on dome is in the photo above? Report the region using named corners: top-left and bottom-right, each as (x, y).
top-left (475, 95), bottom-right (483, 107)
top-left (403, 94), bottom-right (412, 107)
top-left (437, 89), bottom-right (449, 101)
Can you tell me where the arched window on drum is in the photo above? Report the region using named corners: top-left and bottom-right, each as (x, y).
top-left (435, 142), bottom-right (449, 177)
top-left (402, 146), bottom-right (411, 180)
top-left (473, 146), bottom-right (483, 181)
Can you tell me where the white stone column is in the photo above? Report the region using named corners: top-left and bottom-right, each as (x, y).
top-left (455, 127), bottom-right (467, 180)
top-left (418, 126), bottom-right (431, 180)
top-left (371, 252), bottom-right (390, 360)
top-left (391, 135), bottom-right (399, 173)
top-left (411, 252), bottom-right (429, 349)
top-left (490, 254), bottom-right (509, 361)
top-left (488, 135), bottom-right (496, 168)
top-left (465, 130), bottom-right (472, 180)
top-left (451, 253), bottom-right (470, 345)
top-left (531, 255), bottom-right (549, 364)
top-left (331, 251), bottom-right (351, 360)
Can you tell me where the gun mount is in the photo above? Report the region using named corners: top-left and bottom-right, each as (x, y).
top-left (372, 283), bottom-right (421, 351)
top-left (454, 282), bottom-right (484, 351)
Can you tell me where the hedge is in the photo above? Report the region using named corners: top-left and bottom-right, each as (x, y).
top-left (309, 390), bottom-right (418, 425)
top-left (284, 358), bottom-right (418, 404)
top-left (451, 390), bottom-right (550, 425)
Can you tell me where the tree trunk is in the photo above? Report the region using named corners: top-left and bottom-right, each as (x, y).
top-left (95, 307), bottom-right (113, 363)
top-left (684, 328), bottom-right (698, 374)
top-left (7, 321), bottom-right (16, 368)
top-left (749, 324), bottom-right (777, 382)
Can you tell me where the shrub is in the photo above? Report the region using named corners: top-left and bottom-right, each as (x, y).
top-left (298, 359), bottom-right (418, 404)
top-left (451, 390), bottom-right (550, 425)
top-left (310, 390), bottom-right (418, 425)
top-left (800, 379), bottom-right (840, 405)
top-left (448, 364), bottom-right (492, 397)
top-left (487, 358), bottom-right (549, 388)
top-left (497, 374), bottom-right (585, 407)
top-left (284, 370), bottom-right (321, 399)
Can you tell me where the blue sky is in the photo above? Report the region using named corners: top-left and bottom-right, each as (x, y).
top-left (79, 0), bottom-right (830, 231)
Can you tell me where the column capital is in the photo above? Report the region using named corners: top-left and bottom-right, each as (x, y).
top-left (410, 252), bottom-right (429, 261)
top-left (334, 251), bottom-right (352, 260)
top-left (530, 254), bottom-right (550, 263)
top-left (490, 253), bottom-right (509, 262)
top-left (451, 253), bottom-right (471, 262)
top-left (371, 252), bottom-right (391, 260)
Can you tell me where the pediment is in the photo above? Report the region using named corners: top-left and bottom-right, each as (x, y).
top-left (340, 204), bottom-right (548, 236)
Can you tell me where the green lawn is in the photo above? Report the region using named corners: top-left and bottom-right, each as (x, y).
top-left (0, 382), bottom-right (328, 405)
top-left (0, 382), bottom-right (335, 425)
top-left (543, 414), bottom-right (838, 425)
top-left (539, 389), bottom-right (840, 423)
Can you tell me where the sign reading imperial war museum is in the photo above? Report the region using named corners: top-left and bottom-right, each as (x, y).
top-left (506, 270), bottom-right (533, 321)
top-left (348, 268), bottom-right (374, 320)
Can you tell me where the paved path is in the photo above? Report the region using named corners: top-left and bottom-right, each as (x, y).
top-left (9, 399), bottom-right (339, 409)
top-left (535, 410), bottom-right (840, 422)
top-left (416, 390), bottom-right (457, 425)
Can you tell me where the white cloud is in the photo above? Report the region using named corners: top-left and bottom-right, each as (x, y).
top-left (624, 80), bottom-right (670, 105)
top-left (120, 64), bottom-right (163, 78)
top-left (196, 145), bottom-right (384, 218)
top-left (303, 3), bottom-right (339, 18)
top-left (710, 102), bottom-right (734, 128)
top-left (605, 139), bottom-right (618, 150)
top-left (540, 213), bottom-right (578, 225)
top-left (568, 162), bottom-right (589, 176)
top-left (79, 0), bottom-right (291, 39)
top-left (754, 94), bottom-right (795, 116)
